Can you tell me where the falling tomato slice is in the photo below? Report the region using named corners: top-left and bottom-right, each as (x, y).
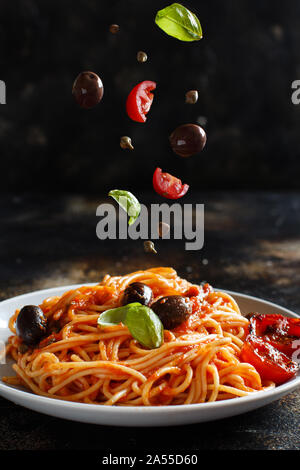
top-left (240, 335), bottom-right (299, 385)
top-left (152, 167), bottom-right (189, 199)
top-left (126, 80), bottom-right (156, 123)
top-left (248, 313), bottom-right (300, 357)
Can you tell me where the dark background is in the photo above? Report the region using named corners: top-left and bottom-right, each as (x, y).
top-left (1, 0), bottom-right (300, 193)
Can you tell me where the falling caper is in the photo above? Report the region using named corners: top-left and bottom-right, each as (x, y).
top-left (185, 90), bottom-right (198, 104)
top-left (109, 24), bottom-right (120, 34)
top-left (137, 51), bottom-right (148, 63)
top-left (143, 240), bottom-right (157, 254)
top-left (120, 136), bottom-right (134, 150)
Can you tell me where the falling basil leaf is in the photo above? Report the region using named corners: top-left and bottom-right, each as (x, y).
top-left (97, 303), bottom-right (164, 349)
top-left (97, 303), bottom-right (141, 327)
top-left (124, 305), bottom-right (164, 349)
top-left (155, 3), bottom-right (202, 42)
top-left (108, 189), bottom-right (141, 225)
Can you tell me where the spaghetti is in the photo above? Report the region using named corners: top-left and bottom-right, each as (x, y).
top-left (3, 267), bottom-right (274, 405)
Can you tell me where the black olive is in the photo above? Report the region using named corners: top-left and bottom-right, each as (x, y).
top-left (72, 71), bottom-right (104, 109)
top-left (169, 124), bottom-right (207, 157)
top-left (151, 295), bottom-right (192, 330)
top-left (122, 282), bottom-right (153, 307)
top-left (16, 305), bottom-right (48, 345)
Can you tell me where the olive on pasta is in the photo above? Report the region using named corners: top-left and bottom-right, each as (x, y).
top-left (122, 282), bottom-right (153, 306)
top-left (151, 295), bottom-right (192, 329)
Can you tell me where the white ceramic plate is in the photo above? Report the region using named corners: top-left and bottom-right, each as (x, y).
top-left (0, 285), bottom-right (299, 427)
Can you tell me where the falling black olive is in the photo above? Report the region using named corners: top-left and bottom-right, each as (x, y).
top-left (151, 295), bottom-right (192, 330)
top-left (122, 282), bottom-right (153, 307)
top-left (16, 305), bottom-right (48, 345)
top-left (72, 71), bottom-right (104, 109)
top-left (169, 124), bottom-right (207, 157)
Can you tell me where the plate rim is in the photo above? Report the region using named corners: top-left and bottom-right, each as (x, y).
top-left (0, 283), bottom-right (299, 415)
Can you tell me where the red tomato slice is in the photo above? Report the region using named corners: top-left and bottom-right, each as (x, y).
top-left (240, 335), bottom-right (299, 385)
top-left (126, 80), bottom-right (156, 123)
top-left (249, 314), bottom-right (300, 357)
top-left (153, 167), bottom-right (189, 199)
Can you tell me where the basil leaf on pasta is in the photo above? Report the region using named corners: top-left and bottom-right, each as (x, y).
top-left (97, 303), bottom-right (141, 327)
top-left (124, 305), bottom-right (164, 349)
top-left (155, 3), bottom-right (202, 42)
top-left (108, 189), bottom-right (141, 225)
top-left (98, 303), bottom-right (164, 349)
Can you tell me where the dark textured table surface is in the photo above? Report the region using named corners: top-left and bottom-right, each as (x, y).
top-left (0, 192), bottom-right (299, 450)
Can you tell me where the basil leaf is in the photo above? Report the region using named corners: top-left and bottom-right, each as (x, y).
top-left (124, 305), bottom-right (164, 349)
top-left (108, 189), bottom-right (141, 225)
top-left (155, 3), bottom-right (202, 42)
top-left (97, 302), bottom-right (141, 327)
top-left (98, 303), bottom-right (164, 349)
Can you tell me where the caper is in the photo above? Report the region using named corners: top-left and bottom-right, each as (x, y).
top-left (185, 90), bottom-right (198, 104)
top-left (137, 51), bottom-right (148, 63)
top-left (122, 282), bottom-right (153, 306)
top-left (151, 296), bottom-right (192, 330)
top-left (109, 24), bottom-right (120, 34)
top-left (120, 136), bottom-right (134, 150)
top-left (143, 240), bottom-right (157, 254)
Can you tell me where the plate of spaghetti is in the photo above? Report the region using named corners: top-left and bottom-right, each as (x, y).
top-left (0, 267), bottom-right (299, 426)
